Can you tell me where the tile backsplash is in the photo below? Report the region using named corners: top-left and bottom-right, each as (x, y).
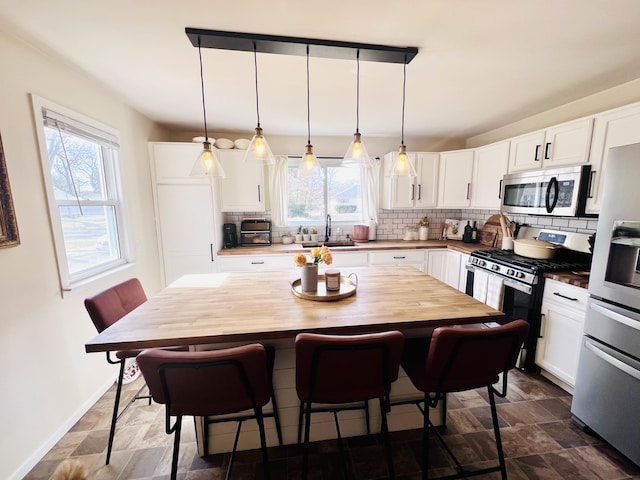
top-left (223, 209), bottom-right (598, 243)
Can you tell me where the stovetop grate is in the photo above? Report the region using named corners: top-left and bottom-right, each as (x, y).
top-left (470, 249), bottom-right (592, 274)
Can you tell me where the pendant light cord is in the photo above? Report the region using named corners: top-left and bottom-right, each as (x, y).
top-left (306, 45), bottom-right (311, 145)
top-left (356, 49), bottom-right (360, 134)
top-left (253, 42), bottom-right (261, 128)
top-left (401, 56), bottom-right (406, 146)
top-left (198, 39), bottom-right (209, 141)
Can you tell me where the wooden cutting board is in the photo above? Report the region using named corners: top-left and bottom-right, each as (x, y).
top-left (481, 214), bottom-right (512, 248)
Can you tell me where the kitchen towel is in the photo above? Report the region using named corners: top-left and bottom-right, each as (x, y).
top-left (473, 270), bottom-right (489, 304)
top-left (486, 274), bottom-right (505, 311)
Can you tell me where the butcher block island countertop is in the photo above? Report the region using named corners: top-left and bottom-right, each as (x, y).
top-left (85, 265), bottom-right (504, 354)
top-left (218, 239), bottom-right (493, 255)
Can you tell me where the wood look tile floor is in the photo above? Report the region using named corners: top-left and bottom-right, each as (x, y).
top-left (26, 370), bottom-right (640, 480)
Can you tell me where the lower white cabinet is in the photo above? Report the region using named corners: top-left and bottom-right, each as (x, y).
top-left (217, 254), bottom-right (292, 272)
top-left (535, 279), bottom-right (589, 392)
top-left (426, 249), bottom-right (468, 291)
top-left (331, 251), bottom-right (369, 268)
top-left (369, 250), bottom-right (426, 272)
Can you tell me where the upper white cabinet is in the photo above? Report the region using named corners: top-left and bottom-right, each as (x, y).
top-left (508, 117), bottom-right (593, 172)
top-left (437, 149), bottom-right (474, 208)
top-left (150, 142), bottom-right (220, 286)
top-left (382, 152), bottom-right (439, 209)
top-left (218, 150), bottom-right (265, 212)
top-left (586, 101), bottom-right (640, 214)
top-left (471, 140), bottom-right (510, 209)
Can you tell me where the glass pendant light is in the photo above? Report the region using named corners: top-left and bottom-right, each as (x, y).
top-left (244, 43), bottom-right (276, 165)
top-left (343, 50), bottom-right (372, 168)
top-left (297, 46), bottom-right (317, 177)
top-left (190, 39), bottom-right (226, 177)
top-left (390, 59), bottom-right (417, 178)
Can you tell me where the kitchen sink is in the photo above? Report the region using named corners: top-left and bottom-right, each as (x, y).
top-left (300, 240), bottom-right (357, 247)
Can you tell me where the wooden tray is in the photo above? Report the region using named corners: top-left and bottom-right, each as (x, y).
top-left (291, 274), bottom-right (357, 301)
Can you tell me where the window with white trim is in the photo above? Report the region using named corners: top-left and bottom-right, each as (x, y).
top-left (33, 96), bottom-right (128, 288)
top-left (287, 157), bottom-right (363, 225)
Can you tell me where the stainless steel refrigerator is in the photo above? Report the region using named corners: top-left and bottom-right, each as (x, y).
top-left (571, 143), bottom-right (640, 466)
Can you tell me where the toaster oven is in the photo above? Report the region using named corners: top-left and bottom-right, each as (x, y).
top-left (240, 219), bottom-right (272, 246)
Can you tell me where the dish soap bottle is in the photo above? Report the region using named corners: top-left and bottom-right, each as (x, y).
top-left (462, 221), bottom-right (473, 243)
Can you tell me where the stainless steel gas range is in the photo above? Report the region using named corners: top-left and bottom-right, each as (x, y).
top-left (466, 228), bottom-right (592, 372)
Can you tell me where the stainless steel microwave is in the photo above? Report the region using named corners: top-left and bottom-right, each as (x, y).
top-left (500, 164), bottom-right (594, 217)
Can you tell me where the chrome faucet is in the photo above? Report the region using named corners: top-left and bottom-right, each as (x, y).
top-left (325, 214), bottom-right (332, 242)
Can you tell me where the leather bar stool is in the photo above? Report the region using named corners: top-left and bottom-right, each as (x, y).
top-left (84, 278), bottom-right (155, 464)
top-left (295, 331), bottom-right (404, 479)
top-left (398, 320), bottom-right (529, 480)
top-left (137, 344), bottom-right (280, 480)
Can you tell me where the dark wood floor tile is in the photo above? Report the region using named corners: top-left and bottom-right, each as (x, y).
top-left (538, 421), bottom-right (590, 449)
top-left (443, 408), bottom-right (486, 434)
top-left (69, 408), bottom-right (109, 433)
top-left (497, 400), bottom-right (558, 426)
top-left (390, 441), bottom-right (421, 476)
top-left (189, 451), bottom-right (227, 470)
top-left (469, 405), bottom-right (509, 430)
top-left (453, 390), bottom-right (489, 408)
top-left (536, 398), bottom-right (573, 420)
top-left (80, 451), bottom-right (132, 480)
top-left (445, 392), bottom-right (466, 410)
top-left (461, 430), bottom-right (501, 462)
top-left (593, 443), bottom-right (640, 476)
top-left (438, 432), bottom-right (485, 465)
top-left (350, 444), bottom-right (392, 479)
top-left (512, 454), bottom-right (565, 479)
top-left (477, 386), bottom-right (515, 404)
top-left (153, 440), bottom-right (195, 477)
top-left (511, 424), bottom-right (562, 455)
top-left (185, 470), bottom-right (224, 480)
top-left (71, 429), bottom-right (109, 456)
top-left (565, 446), bottom-right (629, 480)
top-left (541, 450), bottom-right (601, 480)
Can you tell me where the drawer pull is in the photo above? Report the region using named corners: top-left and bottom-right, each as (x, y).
top-left (553, 292), bottom-right (579, 301)
top-left (251, 261), bottom-right (265, 265)
top-left (393, 256), bottom-right (407, 259)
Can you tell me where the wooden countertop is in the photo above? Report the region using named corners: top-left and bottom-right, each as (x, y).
top-left (218, 239), bottom-right (494, 256)
top-left (544, 271), bottom-right (590, 289)
top-left (85, 266), bottom-right (504, 353)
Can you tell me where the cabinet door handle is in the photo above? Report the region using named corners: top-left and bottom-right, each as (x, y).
top-left (466, 183), bottom-right (471, 200)
top-left (499, 179), bottom-right (503, 199)
top-left (587, 170), bottom-right (596, 198)
top-left (418, 184), bottom-right (422, 200)
top-left (210, 243), bottom-right (214, 262)
top-left (538, 313), bottom-right (545, 338)
top-left (257, 185), bottom-right (261, 202)
top-left (544, 142), bottom-right (551, 160)
top-left (553, 291), bottom-right (578, 301)
top-left (251, 261), bottom-right (265, 265)
top-left (411, 184), bottom-right (415, 201)
top-left (534, 144), bottom-right (541, 161)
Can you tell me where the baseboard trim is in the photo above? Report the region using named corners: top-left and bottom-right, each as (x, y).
top-left (8, 376), bottom-right (115, 480)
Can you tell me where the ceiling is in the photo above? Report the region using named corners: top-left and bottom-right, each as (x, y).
top-left (2, 0), bottom-right (640, 141)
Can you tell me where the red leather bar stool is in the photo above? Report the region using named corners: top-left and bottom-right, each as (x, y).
top-left (137, 344), bottom-right (280, 480)
top-left (85, 278), bottom-right (158, 464)
top-left (295, 331), bottom-right (405, 479)
top-left (398, 320), bottom-right (529, 480)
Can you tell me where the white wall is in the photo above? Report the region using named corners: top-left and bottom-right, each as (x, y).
top-left (0, 29), bottom-right (167, 479)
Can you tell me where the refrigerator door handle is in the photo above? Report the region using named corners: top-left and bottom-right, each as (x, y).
top-left (585, 340), bottom-right (640, 381)
top-left (591, 302), bottom-right (640, 332)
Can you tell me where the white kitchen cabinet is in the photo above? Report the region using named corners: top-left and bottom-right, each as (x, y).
top-left (218, 150), bottom-right (265, 212)
top-left (471, 141), bottom-right (510, 209)
top-left (535, 279), bottom-right (589, 392)
top-left (586, 101), bottom-right (640, 214)
top-left (150, 142), bottom-right (221, 286)
top-left (437, 149), bottom-right (474, 208)
top-left (330, 251), bottom-right (369, 268)
top-left (217, 254), bottom-right (292, 272)
top-left (382, 152), bottom-right (439, 209)
top-left (427, 249), bottom-right (468, 291)
top-left (369, 249), bottom-right (425, 272)
top-left (508, 117), bottom-right (593, 172)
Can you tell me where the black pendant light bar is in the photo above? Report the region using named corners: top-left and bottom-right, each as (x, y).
top-left (185, 28), bottom-right (418, 64)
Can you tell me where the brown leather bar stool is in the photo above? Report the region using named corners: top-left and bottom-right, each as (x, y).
top-left (398, 320), bottom-right (529, 480)
top-left (137, 344), bottom-right (279, 480)
top-left (295, 331), bottom-right (405, 479)
top-left (84, 278), bottom-right (156, 464)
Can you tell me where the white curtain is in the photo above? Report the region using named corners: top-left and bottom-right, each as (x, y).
top-left (361, 157), bottom-right (381, 223)
top-left (268, 155), bottom-right (289, 227)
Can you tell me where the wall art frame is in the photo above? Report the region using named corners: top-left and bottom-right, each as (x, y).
top-left (0, 133), bottom-right (20, 248)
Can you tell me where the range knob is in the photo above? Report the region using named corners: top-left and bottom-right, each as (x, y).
top-left (491, 264), bottom-right (500, 271)
top-left (515, 272), bottom-right (525, 279)
top-left (506, 269), bottom-right (515, 276)
top-left (479, 260), bottom-right (487, 267)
